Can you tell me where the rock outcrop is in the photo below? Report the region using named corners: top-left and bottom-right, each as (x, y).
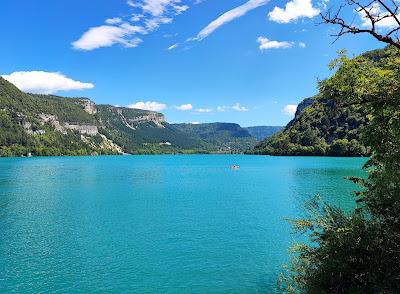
top-left (64, 123), bottom-right (98, 135)
top-left (38, 113), bottom-right (98, 135)
top-left (75, 99), bottom-right (97, 114)
top-left (294, 97), bottom-right (316, 118)
top-left (127, 113), bottom-right (165, 128)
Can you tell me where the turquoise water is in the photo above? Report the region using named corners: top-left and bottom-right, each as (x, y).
top-left (0, 155), bottom-right (366, 293)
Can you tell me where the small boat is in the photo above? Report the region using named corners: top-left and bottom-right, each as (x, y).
top-left (230, 165), bottom-right (240, 169)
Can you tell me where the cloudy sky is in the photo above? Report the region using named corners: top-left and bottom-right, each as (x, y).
top-left (1, 0), bottom-right (386, 126)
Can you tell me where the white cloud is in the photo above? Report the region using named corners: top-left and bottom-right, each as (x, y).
top-left (217, 105), bottom-right (228, 112)
top-left (217, 104), bottom-right (249, 112)
top-left (257, 36), bottom-right (293, 51)
top-left (167, 43), bottom-right (179, 50)
top-left (129, 0), bottom-right (188, 17)
top-left (190, 0), bottom-right (270, 41)
top-left (174, 4), bottom-right (190, 14)
top-left (128, 101), bottom-right (167, 111)
top-left (358, 3), bottom-right (400, 28)
top-left (72, 24), bottom-right (145, 50)
top-left (175, 103), bottom-right (193, 110)
top-left (191, 121), bottom-right (201, 124)
top-left (268, 0), bottom-right (320, 24)
top-left (2, 71), bottom-right (94, 94)
top-left (196, 108), bottom-right (213, 113)
top-left (145, 17), bottom-right (173, 31)
top-left (73, 0), bottom-right (192, 51)
top-left (299, 41), bottom-right (306, 48)
top-left (131, 14), bottom-right (144, 22)
top-left (283, 104), bottom-right (298, 116)
top-left (105, 17), bottom-right (123, 25)
top-left (232, 103), bottom-right (249, 112)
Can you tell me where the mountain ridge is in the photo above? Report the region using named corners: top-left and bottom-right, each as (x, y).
top-left (245, 126), bottom-right (283, 141)
top-left (0, 77), bottom-right (281, 156)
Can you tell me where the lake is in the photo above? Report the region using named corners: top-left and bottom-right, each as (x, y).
top-left (0, 155), bottom-right (366, 293)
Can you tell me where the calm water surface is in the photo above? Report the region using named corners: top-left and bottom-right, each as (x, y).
top-left (0, 155), bottom-right (366, 293)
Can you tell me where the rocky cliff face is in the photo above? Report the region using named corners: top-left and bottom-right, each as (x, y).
top-left (111, 107), bottom-right (165, 129)
top-left (64, 123), bottom-right (98, 135)
top-left (35, 102), bottom-right (165, 138)
top-left (1, 75), bottom-right (257, 155)
top-left (38, 113), bottom-right (98, 135)
top-left (75, 99), bottom-right (97, 114)
top-left (295, 97), bottom-right (316, 118)
top-left (127, 112), bottom-right (165, 128)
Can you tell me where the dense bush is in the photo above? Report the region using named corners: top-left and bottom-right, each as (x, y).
top-left (280, 46), bottom-right (400, 292)
top-left (253, 98), bottom-right (369, 156)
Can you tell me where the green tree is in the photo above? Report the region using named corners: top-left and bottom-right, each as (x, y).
top-left (280, 46), bottom-right (400, 292)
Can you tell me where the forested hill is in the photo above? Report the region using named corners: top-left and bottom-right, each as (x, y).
top-left (251, 48), bottom-right (396, 156)
top-left (0, 77), bottom-right (280, 156)
top-left (252, 97), bottom-right (369, 156)
top-left (0, 77), bottom-right (205, 156)
top-left (245, 126), bottom-right (283, 141)
top-left (172, 123), bottom-right (258, 152)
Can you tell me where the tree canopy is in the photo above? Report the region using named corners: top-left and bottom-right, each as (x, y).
top-left (280, 46), bottom-right (400, 292)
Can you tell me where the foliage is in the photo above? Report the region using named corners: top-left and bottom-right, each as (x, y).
top-left (280, 46), bottom-right (400, 293)
top-left (96, 106), bottom-right (208, 154)
top-left (250, 49), bottom-right (400, 157)
top-left (172, 123), bottom-right (258, 152)
top-left (0, 78), bottom-right (113, 156)
top-left (0, 76), bottom-right (262, 156)
top-left (253, 96), bottom-right (369, 156)
top-left (0, 79), bottom-right (96, 124)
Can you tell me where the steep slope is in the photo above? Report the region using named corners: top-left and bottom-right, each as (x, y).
top-left (0, 77), bottom-right (117, 156)
top-left (0, 77), bottom-right (215, 156)
top-left (250, 48), bottom-right (398, 156)
top-left (172, 123), bottom-right (257, 152)
top-left (96, 105), bottom-right (206, 154)
top-left (245, 126), bottom-right (283, 141)
top-left (253, 97), bottom-right (369, 156)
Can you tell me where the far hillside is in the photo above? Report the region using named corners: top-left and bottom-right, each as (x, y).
top-left (172, 122), bottom-right (257, 153)
top-left (0, 76), bottom-right (281, 156)
top-left (251, 47), bottom-right (398, 156)
top-left (0, 77), bottom-right (204, 156)
top-left (245, 126), bottom-right (283, 141)
top-left (252, 95), bottom-right (369, 156)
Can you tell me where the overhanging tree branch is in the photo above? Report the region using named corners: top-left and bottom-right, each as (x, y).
top-left (321, 0), bottom-right (400, 49)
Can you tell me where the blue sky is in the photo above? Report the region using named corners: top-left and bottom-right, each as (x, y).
top-left (0, 0), bottom-right (386, 126)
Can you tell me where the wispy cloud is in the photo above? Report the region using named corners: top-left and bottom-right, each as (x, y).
top-left (73, 0), bottom-right (194, 51)
top-left (128, 0), bottom-right (189, 17)
top-left (72, 23), bottom-right (145, 50)
top-left (298, 41), bottom-right (306, 48)
top-left (167, 43), bottom-right (179, 50)
top-left (2, 71), bottom-right (94, 94)
top-left (105, 17), bottom-right (123, 25)
top-left (217, 103), bottom-right (249, 112)
top-left (175, 103), bottom-right (193, 110)
top-left (257, 36), bottom-right (293, 51)
top-left (268, 0), bottom-right (320, 24)
top-left (196, 108), bottom-right (213, 113)
top-left (217, 106), bottom-right (228, 112)
top-left (232, 103), bottom-right (249, 112)
top-left (190, 0), bottom-right (270, 41)
top-left (128, 101), bottom-right (167, 111)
